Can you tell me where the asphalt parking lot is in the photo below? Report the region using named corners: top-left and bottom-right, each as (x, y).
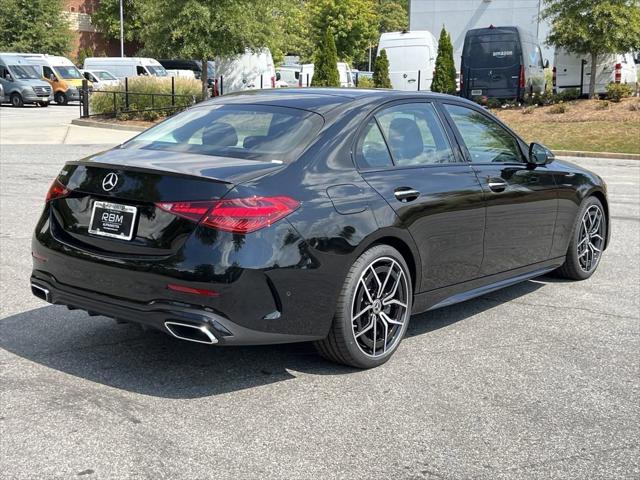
top-left (0, 106), bottom-right (639, 479)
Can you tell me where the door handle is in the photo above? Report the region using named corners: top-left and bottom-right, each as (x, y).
top-left (487, 180), bottom-right (508, 192)
top-left (394, 187), bottom-right (420, 202)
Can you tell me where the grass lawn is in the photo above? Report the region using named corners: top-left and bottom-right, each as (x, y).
top-left (493, 98), bottom-right (640, 155)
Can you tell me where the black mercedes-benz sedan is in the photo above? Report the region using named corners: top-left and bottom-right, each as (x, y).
top-left (31, 89), bottom-right (609, 368)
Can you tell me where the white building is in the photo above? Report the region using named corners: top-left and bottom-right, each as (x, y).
top-left (409, 0), bottom-right (552, 69)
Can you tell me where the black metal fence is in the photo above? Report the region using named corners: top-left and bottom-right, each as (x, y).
top-left (79, 77), bottom-right (198, 119)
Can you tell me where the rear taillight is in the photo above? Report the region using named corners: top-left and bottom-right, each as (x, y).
top-left (519, 65), bottom-right (526, 89)
top-left (156, 196), bottom-right (299, 234)
top-left (271, 75), bottom-right (276, 88)
top-left (45, 179), bottom-right (69, 202)
top-left (614, 63), bottom-right (622, 83)
top-left (552, 66), bottom-right (557, 87)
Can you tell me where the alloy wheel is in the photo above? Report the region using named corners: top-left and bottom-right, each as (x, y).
top-left (351, 256), bottom-right (409, 358)
top-left (577, 204), bottom-right (605, 272)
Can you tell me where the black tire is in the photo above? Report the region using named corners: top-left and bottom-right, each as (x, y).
top-left (10, 93), bottom-right (23, 107)
top-left (38, 101), bottom-right (49, 107)
top-left (54, 92), bottom-right (67, 105)
top-left (314, 244), bottom-right (412, 369)
top-left (555, 196), bottom-right (607, 280)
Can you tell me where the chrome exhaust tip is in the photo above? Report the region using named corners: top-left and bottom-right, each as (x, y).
top-left (31, 283), bottom-right (50, 303)
top-left (164, 321), bottom-right (218, 345)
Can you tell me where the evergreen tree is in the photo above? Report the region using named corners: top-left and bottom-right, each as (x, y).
top-left (431, 27), bottom-right (456, 94)
top-left (312, 30), bottom-right (340, 87)
top-left (0, 0), bottom-right (73, 55)
top-left (373, 49), bottom-right (392, 88)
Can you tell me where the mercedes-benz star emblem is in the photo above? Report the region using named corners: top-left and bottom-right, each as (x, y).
top-left (102, 172), bottom-right (119, 192)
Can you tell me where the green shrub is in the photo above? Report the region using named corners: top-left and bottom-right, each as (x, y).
top-left (89, 76), bottom-right (199, 120)
top-left (373, 49), bottom-right (392, 88)
top-left (431, 27), bottom-right (456, 94)
top-left (606, 82), bottom-right (633, 102)
top-left (558, 88), bottom-right (581, 101)
top-left (356, 76), bottom-right (374, 88)
top-left (548, 103), bottom-right (567, 114)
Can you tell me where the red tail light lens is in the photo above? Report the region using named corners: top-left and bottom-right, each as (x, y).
top-left (167, 284), bottom-right (219, 297)
top-left (45, 179), bottom-right (69, 202)
top-left (519, 65), bottom-right (526, 89)
top-left (271, 75), bottom-right (276, 88)
top-left (552, 66), bottom-right (557, 87)
top-left (614, 63), bottom-right (622, 83)
top-left (156, 196), bottom-right (299, 234)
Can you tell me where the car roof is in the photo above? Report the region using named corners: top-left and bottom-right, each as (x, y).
top-left (201, 88), bottom-right (472, 115)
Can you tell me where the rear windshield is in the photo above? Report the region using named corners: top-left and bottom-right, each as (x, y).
top-left (124, 104), bottom-right (323, 162)
top-left (55, 65), bottom-right (82, 79)
top-left (463, 34), bottom-right (520, 68)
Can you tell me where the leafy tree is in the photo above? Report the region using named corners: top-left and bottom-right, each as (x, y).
top-left (91, 0), bottom-right (143, 45)
top-left (308, 0), bottom-right (378, 65)
top-left (312, 29), bottom-right (340, 87)
top-left (431, 27), bottom-right (456, 94)
top-left (542, 0), bottom-right (640, 98)
top-left (378, 0), bottom-right (409, 34)
top-left (0, 0), bottom-right (73, 55)
top-left (373, 49), bottom-right (392, 88)
top-left (138, 0), bottom-right (279, 98)
top-left (270, 0), bottom-right (313, 63)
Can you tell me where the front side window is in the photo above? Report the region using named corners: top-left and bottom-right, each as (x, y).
top-left (146, 65), bottom-right (168, 77)
top-left (95, 71), bottom-right (117, 81)
top-left (444, 104), bottom-right (524, 163)
top-left (375, 103), bottom-right (456, 166)
top-left (124, 104), bottom-right (323, 163)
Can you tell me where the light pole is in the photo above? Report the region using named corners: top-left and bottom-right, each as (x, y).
top-left (119, 0), bottom-right (124, 57)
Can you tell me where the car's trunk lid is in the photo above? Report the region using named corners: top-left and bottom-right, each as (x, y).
top-left (50, 148), bottom-right (284, 256)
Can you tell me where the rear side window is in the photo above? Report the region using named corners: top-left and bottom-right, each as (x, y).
top-left (124, 104), bottom-right (323, 163)
top-left (356, 120), bottom-right (394, 169)
top-left (444, 104), bottom-right (524, 164)
top-left (376, 103), bottom-right (455, 166)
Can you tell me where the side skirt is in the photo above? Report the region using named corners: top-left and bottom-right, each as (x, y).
top-left (412, 257), bottom-right (565, 315)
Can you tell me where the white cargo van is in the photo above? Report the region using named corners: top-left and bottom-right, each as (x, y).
top-left (0, 54), bottom-right (53, 106)
top-left (83, 57), bottom-right (168, 80)
top-left (554, 49), bottom-right (638, 96)
top-left (377, 31), bottom-right (438, 91)
top-left (215, 49), bottom-right (276, 94)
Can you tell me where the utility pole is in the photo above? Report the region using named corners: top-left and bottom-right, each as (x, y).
top-left (119, 0), bottom-right (124, 57)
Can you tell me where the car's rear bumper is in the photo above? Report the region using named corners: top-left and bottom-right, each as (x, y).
top-left (30, 271), bottom-right (322, 346)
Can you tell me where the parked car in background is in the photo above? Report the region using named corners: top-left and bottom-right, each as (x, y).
top-left (460, 26), bottom-right (546, 101)
top-left (166, 69), bottom-right (196, 79)
top-left (338, 62), bottom-right (355, 87)
top-left (214, 49), bottom-right (276, 94)
top-left (31, 89), bottom-right (610, 369)
top-left (298, 63), bottom-right (314, 87)
top-left (0, 54), bottom-right (53, 107)
top-left (159, 59), bottom-right (215, 79)
top-left (553, 50), bottom-right (638, 96)
top-left (12, 53), bottom-right (86, 105)
top-left (84, 57), bottom-right (168, 80)
top-left (275, 65), bottom-right (301, 87)
top-left (377, 31), bottom-right (438, 91)
top-left (81, 69), bottom-right (120, 89)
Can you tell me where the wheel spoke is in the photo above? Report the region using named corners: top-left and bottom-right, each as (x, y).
top-left (380, 311), bottom-right (403, 326)
top-left (383, 271), bottom-right (404, 304)
top-left (359, 278), bottom-right (374, 304)
top-left (372, 313), bottom-right (377, 356)
top-left (379, 262), bottom-right (395, 297)
top-left (382, 319), bottom-right (389, 353)
top-left (383, 298), bottom-right (407, 309)
top-left (368, 265), bottom-right (382, 296)
top-left (354, 320), bottom-right (374, 338)
top-left (353, 304), bottom-right (372, 321)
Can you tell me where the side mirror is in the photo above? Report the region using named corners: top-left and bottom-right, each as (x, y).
top-left (294, 72), bottom-right (300, 80)
top-left (275, 72), bottom-right (281, 81)
top-left (529, 142), bottom-right (555, 165)
top-left (544, 59), bottom-right (549, 68)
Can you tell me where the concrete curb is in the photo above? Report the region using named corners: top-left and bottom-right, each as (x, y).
top-left (553, 150), bottom-right (640, 160)
top-left (71, 118), bottom-right (147, 132)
